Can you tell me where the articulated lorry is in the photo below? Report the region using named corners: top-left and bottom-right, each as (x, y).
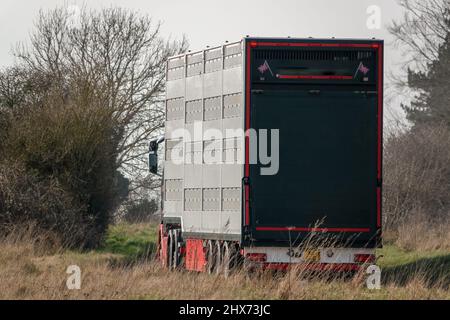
top-left (149, 37), bottom-right (383, 274)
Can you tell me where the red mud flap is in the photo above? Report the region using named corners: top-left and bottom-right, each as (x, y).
top-left (158, 224), bottom-right (169, 267)
top-left (185, 239), bottom-right (206, 272)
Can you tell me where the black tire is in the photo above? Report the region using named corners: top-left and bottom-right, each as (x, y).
top-left (162, 229), bottom-right (170, 268)
top-left (168, 230), bottom-right (174, 270)
top-left (214, 241), bottom-right (222, 275)
top-left (232, 244), bottom-right (241, 268)
top-left (225, 242), bottom-right (240, 277)
top-left (172, 229), bottom-right (180, 270)
top-left (222, 242), bottom-right (231, 278)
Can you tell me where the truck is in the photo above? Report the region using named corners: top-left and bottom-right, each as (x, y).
top-left (149, 37), bottom-right (383, 274)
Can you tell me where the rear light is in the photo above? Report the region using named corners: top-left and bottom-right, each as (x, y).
top-left (354, 254), bottom-right (376, 263)
top-left (246, 253), bottom-right (267, 262)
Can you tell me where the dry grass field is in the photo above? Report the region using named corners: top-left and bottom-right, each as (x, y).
top-left (0, 223), bottom-right (448, 300)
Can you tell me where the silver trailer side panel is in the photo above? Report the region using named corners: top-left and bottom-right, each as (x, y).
top-left (163, 40), bottom-right (245, 238)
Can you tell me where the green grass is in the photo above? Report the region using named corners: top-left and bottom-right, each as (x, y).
top-left (99, 223), bottom-right (449, 289)
top-left (377, 245), bottom-right (450, 288)
top-left (101, 223), bottom-right (448, 272)
top-left (101, 223), bottom-right (158, 259)
top-left (378, 245), bottom-right (449, 269)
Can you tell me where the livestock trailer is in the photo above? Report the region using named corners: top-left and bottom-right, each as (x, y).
top-left (150, 37), bottom-right (383, 274)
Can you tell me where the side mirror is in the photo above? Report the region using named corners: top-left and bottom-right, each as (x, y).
top-left (149, 152), bottom-right (158, 174)
top-left (149, 140), bottom-right (159, 174)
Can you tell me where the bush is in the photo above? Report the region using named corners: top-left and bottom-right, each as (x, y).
top-left (122, 199), bottom-right (159, 223)
top-left (0, 163), bottom-right (86, 248)
top-left (384, 124), bottom-right (450, 232)
top-left (0, 86), bottom-right (128, 248)
top-left (394, 211), bottom-right (450, 251)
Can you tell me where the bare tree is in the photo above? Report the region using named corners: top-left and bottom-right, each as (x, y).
top-left (389, 0), bottom-right (449, 74)
top-left (14, 6), bottom-right (187, 198)
top-left (0, 67), bottom-right (27, 109)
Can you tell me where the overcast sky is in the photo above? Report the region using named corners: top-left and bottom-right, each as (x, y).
top-left (0, 0), bottom-right (407, 119)
top-left (0, 0), bottom-right (405, 65)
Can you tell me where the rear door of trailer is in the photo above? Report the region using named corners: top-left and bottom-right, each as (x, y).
top-left (243, 39), bottom-right (383, 247)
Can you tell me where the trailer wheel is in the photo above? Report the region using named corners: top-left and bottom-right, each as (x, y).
top-left (167, 230), bottom-right (174, 270)
top-left (206, 240), bottom-right (215, 274)
top-left (172, 229), bottom-right (180, 270)
top-left (214, 241), bottom-right (222, 275)
top-left (222, 242), bottom-right (231, 278)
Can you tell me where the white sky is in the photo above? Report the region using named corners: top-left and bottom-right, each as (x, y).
top-left (0, 0), bottom-right (407, 121)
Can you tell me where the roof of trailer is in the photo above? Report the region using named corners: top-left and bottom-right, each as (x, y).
top-left (244, 36), bottom-right (383, 41)
top-left (167, 37), bottom-right (383, 60)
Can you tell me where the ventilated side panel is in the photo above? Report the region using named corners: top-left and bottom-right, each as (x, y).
top-left (223, 93), bottom-right (242, 118)
top-left (167, 67), bottom-right (184, 81)
top-left (168, 56), bottom-right (184, 69)
top-left (224, 42), bottom-right (242, 69)
top-left (203, 139), bottom-right (222, 164)
top-left (165, 179), bottom-right (183, 201)
top-left (203, 188), bottom-right (221, 211)
top-left (224, 53), bottom-right (242, 69)
top-left (166, 98), bottom-right (184, 121)
top-left (185, 141), bottom-right (202, 165)
top-left (186, 52), bottom-right (203, 77)
top-left (204, 96), bottom-right (222, 121)
top-left (224, 42), bottom-right (242, 56)
top-left (205, 58), bottom-right (222, 73)
top-left (185, 99), bottom-right (203, 123)
top-left (222, 137), bottom-right (241, 164)
top-left (187, 63), bottom-right (203, 77)
top-left (165, 139), bottom-right (183, 163)
top-left (222, 187), bottom-right (241, 211)
top-left (205, 47), bottom-right (222, 60)
top-left (187, 52), bottom-right (203, 64)
top-left (184, 188), bottom-right (202, 211)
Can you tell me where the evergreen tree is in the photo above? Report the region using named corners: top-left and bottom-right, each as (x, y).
top-left (402, 16), bottom-right (450, 127)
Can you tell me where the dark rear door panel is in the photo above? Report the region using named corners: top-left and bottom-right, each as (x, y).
top-left (249, 90), bottom-right (378, 245)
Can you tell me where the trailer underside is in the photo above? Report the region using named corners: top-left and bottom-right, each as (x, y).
top-left (158, 222), bottom-right (376, 274)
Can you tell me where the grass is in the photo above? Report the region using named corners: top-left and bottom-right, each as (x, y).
top-left (377, 245), bottom-right (450, 289)
top-left (0, 222), bottom-right (448, 300)
top-left (101, 223), bottom-right (158, 258)
top-left (378, 245), bottom-right (449, 268)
